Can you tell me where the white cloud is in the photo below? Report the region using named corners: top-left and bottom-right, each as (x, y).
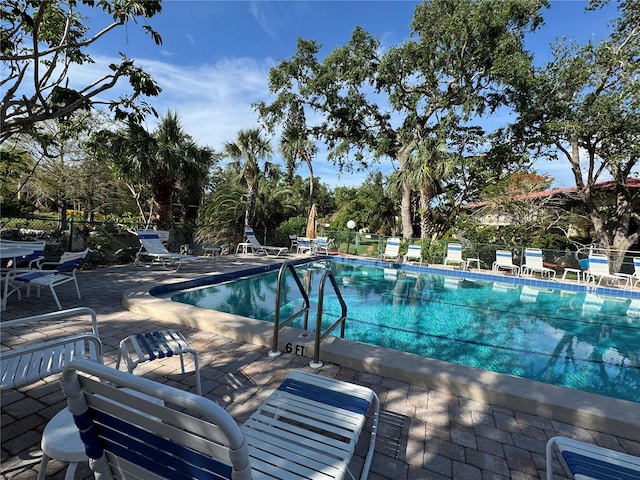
top-left (65, 53), bottom-right (358, 188)
top-left (72, 55), bottom-right (272, 147)
top-left (248, 2), bottom-right (280, 39)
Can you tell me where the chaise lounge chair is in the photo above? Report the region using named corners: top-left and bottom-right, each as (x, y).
top-left (546, 436), bottom-right (640, 480)
top-left (444, 243), bottom-right (466, 270)
top-left (314, 236), bottom-right (333, 254)
top-left (492, 250), bottom-right (520, 276)
top-left (244, 228), bottom-right (288, 256)
top-left (521, 248), bottom-right (556, 280)
top-left (61, 359), bottom-right (379, 480)
top-left (0, 307), bottom-right (102, 391)
top-left (135, 230), bottom-right (195, 271)
top-left (289, 234), bottom-right (299, 252)
top-left (584, 253), bottom-right (630, 287)
top-left (296, 236), bottom-right (314, 254)
top-left (403, 244), bottom-right (423, 265)
top-left (381, 237), bottom-right (401, 261)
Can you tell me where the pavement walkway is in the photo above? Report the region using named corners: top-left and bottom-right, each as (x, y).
top-left (2, 255), bottom-right (639, 479)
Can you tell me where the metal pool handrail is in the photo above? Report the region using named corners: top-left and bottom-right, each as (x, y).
top-left (269, 262), bottom-right (311, 357)
top-left (309, 268), bottom-right (348, 368)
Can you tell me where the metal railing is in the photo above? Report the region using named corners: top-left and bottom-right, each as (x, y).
top-left (268, 262), bottom-right (310, 358)
top-left (309, 268), bottom-right (347, 369)
top-left (268, 261), bottom-right (348, 368)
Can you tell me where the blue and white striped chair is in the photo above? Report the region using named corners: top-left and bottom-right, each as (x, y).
top-left (116, 329), bottom-right (202, 395)
top-left (61, 360), bottom-right (379, 480)
top-left (546, 436), bottom-right (640, 480)
top-left (136, 230), bottom-right (195, 271)
top-left (585, 253), bottom-right (630, 287)
top-left (6, 248), bottom-right (89, 310)
top-left (381, 237), bottom-right (401, 262)
top-left (444, 243), bottom-right (466, 270)
top-left (492, 249), bottom-right (519, 275)
top-left (403, 244), bottom-right (423, 265)
top-left (521, 248), bottom-right (556, 280)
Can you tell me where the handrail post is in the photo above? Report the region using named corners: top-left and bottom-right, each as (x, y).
top-left (269, 262), bottom-right (310, 357)
top-left (309, 269), bottom-right (348, 369)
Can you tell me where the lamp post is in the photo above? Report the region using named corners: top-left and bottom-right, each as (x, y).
top-left (346, 220), bottom-right (356, 255)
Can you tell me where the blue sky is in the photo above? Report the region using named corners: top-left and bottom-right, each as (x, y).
top-left (77, 1), bottom-right (618, 189)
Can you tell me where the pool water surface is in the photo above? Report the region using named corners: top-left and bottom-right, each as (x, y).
top-left (170, 260), bottom-right (640, 402)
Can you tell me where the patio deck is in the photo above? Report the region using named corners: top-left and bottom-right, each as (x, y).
top-left (2, 255), bottom-right (639, 479)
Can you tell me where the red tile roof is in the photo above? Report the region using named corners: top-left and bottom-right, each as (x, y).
top-left (464, 178), bottom-right (640, 209)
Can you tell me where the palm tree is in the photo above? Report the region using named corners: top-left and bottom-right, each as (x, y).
top-left (398, 138), bottom-right (454, 239)
top-left (222, 127), bottom-right (273, 228)
top-left (196, 177), bottom-right (246, 244)
top-left (279, 104), bottom-right (317, 211)
top-left (105, 111), bottom-right (213, 224)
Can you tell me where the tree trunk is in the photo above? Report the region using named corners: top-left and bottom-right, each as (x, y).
top-left (419, 188), bottom-right (429, 240)
top-left (153, 180), bottom-right (175, 223)
top-left (398, 146), bottom-right (414, 239)
top-left (57, 200), bottom-right (68, 231)
top-left (245, 182), bottom-right (257, 228)
top-left (566, 139), bottom-right (639, 272)
top-left (303, 153), bottom-right (314, 211)
top-left (567, 139), bottom-right (609, 245)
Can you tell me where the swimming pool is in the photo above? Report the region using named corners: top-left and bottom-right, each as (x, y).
top-left (169, 258), bottom-right (640, 403)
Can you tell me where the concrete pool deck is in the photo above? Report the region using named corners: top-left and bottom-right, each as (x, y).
top-left (2, 254), bottom-right (639, 479)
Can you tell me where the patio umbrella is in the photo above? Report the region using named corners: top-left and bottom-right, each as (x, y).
top-left (305, 203), bottom-right (317, 238)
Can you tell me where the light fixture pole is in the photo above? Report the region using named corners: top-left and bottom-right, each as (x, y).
top-left (346, 220), bottom-right (356, 255)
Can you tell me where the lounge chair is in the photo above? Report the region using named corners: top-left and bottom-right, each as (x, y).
top-left (4, 248), bottom-right (90, 310)
top-left (0, 307), bottom-right (102, 391)
top-left (444, 243), bottom-right (466, 270)
top-left (546, 436), bottom-right (640, 480)
top-left (135, 230), bottom-right (194, 271)
top-left (61, 359), bottom-right (379, 480)
top-left (314, 236), bottom-right (332, 254)
top-left (381, 237), bottom-right (401, 261)
top-left (289, 234), bottom-right (298, 252)
top-left (521, 248), bottom-right (556, 280)
top-left (297, 236), bottom-right (314, 254)
top-left (403, 244), bottom-right (423, 265)
top-left (584, 253), bottom-right (630, 287)
top-left (492, 250), bottom-right (520, 275)
top-left (244, 228), bottom-right (288, 256)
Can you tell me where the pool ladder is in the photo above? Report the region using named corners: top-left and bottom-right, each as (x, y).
top-left (269, 261), bottom-right (347, 368)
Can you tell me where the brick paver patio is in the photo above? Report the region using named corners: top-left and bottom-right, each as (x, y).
top-left (2, 256), bottom-right (639, 479)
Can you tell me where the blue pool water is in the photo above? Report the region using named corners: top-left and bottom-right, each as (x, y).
top-left (170, 259), bottom-right (640, 402)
